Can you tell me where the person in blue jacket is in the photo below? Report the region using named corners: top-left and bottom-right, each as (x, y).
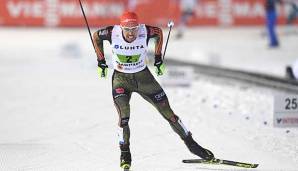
top-left (265, 0), bottom-right (282, 47)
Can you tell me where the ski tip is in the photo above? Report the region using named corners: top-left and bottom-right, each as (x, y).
top-left (238, 163), bottom-right (259, 168)
top-left (251, 164), bottom-right (259, 168)
top-left (182, 159), bottom-right (188, 163)
top-left (182, 159), bottom-right (205, 163)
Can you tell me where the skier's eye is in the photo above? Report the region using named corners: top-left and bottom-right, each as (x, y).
top-left (122, 26), bottom-right (139, 32)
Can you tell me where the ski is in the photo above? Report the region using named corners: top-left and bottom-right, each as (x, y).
top-left (182, 158), bottom-right (259, 168)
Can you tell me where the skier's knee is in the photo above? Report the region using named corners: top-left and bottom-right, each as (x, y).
top-left (119, 117), bottom-right (129, 127)
top-left (168, 114), bottom-right (178, 123)
top-left (114, 101), bottom-right (130, 118)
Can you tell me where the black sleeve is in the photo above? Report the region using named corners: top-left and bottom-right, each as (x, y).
top-left (92, 26), bottom-right (113, 61)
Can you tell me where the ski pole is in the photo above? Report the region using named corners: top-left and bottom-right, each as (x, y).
top-left (78, 0), bottom-right (96, 52)
top-left (162, 20), bottom-right (174, 60)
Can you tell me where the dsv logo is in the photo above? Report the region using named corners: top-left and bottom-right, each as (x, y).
top-left (114, 45), bottom-right (144, 50)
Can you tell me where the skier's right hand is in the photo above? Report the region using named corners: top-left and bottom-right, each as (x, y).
top-left (97, 59), bottom-right (108, 78)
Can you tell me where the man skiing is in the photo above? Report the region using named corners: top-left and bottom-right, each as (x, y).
top-left (92, 11), bottom-right (214, 170)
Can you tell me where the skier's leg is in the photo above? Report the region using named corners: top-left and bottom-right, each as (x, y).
top-left (135, 69), bottom-right (189, 139)
top-left (136, 69), bottom-right (214, 160)
top-left (140, 90), bottom-right (189, 138)
top-left (113, 90), bottom-right (131, 146)
top-left (113, 87), bottom-right (132, 168)
top-left (139, 91), bottom-right (214, 160)
top-left (112, 73), bottom-right (133, 168)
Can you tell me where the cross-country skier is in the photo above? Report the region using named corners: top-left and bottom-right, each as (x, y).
top-left (92, 11), bottom-right (214, 170)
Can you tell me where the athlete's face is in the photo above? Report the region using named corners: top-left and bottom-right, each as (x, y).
top-left (121, 26), bottom-right (139, 42)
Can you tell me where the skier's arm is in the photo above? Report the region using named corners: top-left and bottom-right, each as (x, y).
top-left (93, 26), bottom-right (113, 78)
top-left (93, 26), bottom-right (113, 61)
top-left (146, 25), bottom-right (163, 59)
top-left (146, 25), bottom-right (165, 76)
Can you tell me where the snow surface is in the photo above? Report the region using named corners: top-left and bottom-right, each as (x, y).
top-left (0, 27), bottom-right (298, 171)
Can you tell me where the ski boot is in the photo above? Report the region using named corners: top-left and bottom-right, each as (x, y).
top-left (120, 144), bottom-right (131, 170)
top-left (183, 133), bottom-right (214, 161)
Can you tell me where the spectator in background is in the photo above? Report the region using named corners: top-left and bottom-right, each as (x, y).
top-left (127, 0), bottom-right (137, 11)
top-left (276, 0), bottom-right (298, 35)
top-left (265, 0), bottom-right (282, 47)
top-left (285, 0), bottom-right (298, 27)
top-left (176, 0), bottom-right (198, 39)
top-left (286, 60), bottom-right (298, 80)
top-left (286, 65), bottom-right (295, 80)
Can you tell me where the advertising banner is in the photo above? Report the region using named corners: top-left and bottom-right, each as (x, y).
top-left (0, 0), bottom-right (295, 27)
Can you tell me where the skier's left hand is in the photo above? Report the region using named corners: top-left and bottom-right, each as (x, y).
top-left (98, 59), bottom-right (108, 78)
top-left (154, 58), bottom-right (165, 76)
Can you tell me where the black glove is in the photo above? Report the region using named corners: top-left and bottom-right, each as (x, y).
top-left (97, 59), bottom-right (108, 78)
top-left (154, 55), bottom-right (165, 76)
